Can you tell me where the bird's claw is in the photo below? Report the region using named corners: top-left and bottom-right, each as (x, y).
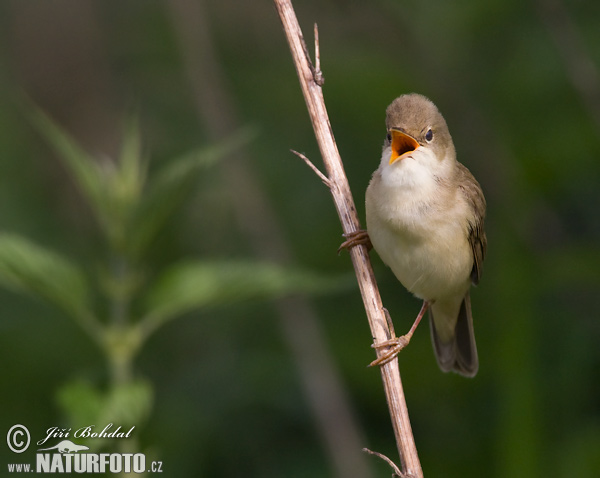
top-left (338, 229), bottom-right (372, 254)
top-left (369, 335), bottom-right (411, 367)
top-left (368, 301), bottom-right (430, 367)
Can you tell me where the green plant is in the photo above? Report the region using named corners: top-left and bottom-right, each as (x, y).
top-left (0, 104), bottom-right (342, 462)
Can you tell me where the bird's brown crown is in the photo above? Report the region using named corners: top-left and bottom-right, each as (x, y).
top-left (385, 93), bottom-right (454, 159)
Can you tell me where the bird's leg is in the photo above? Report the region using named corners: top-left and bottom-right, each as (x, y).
top-left (338, 229), bottom-right (372, 254)
top-left (369, 300), bottom-right (430, 367)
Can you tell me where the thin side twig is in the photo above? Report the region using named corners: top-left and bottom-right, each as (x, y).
top-left (273, 1), bottom-right (423, 476)
top-left (363, 448), bottom-right (404, 477)
top-left (291, 149), bottom-right (331, 187)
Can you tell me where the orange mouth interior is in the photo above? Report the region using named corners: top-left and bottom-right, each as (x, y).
top-left (389, 129), bottom-right (419, 164)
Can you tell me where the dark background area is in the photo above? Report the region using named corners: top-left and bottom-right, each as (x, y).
top-left (0, 1), bottom-right (599, 477)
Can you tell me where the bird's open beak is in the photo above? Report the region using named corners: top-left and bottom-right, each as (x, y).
top-left (389, 129), bottom-right (419, 164)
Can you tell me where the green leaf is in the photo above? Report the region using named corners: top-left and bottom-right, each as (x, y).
top-left (25, 102), bottom-right (150, 251)
top-left (96, 119), bottom-right (148, 252)
top-left (0, 233), bottom-right (90, 318)
top-left (56, 381), bottom-right (105, 429)
top-left (142, 259), bottom-right (348, 331)
top-left (101, 379), bottom-right (153, 426)
top-left (129, 127), bottom-right (256, 255)
top-left (114, 117), bottom-right (146, 214)
top-left (57, 379), bottom-right (152, 433)
top-left (24, 101), bottom-right (111, 232)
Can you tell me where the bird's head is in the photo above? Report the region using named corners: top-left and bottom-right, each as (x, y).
top-left (384, 93), bottom-right (455, 167)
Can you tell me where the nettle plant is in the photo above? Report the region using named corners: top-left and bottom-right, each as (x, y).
top-left (0, 105), bottom-right (338, 452)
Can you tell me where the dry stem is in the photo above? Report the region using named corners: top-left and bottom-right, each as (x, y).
top-left (273, 1), bottom-right (423, 476)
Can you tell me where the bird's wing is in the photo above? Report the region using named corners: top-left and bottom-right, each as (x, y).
top-left (457, 162), bottom-right (487, 285)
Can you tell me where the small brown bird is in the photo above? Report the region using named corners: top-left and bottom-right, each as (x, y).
top-left (365, 93), bottom-right (486, 377)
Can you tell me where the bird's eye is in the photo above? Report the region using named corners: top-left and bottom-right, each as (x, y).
top-left (425, 129), bottom-right (433, 142)
top-left (386, 133), bottom-right (392, 143)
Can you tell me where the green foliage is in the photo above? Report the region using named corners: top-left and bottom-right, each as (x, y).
top-left (129, 128), bottom-right (255, 256)
top-left (25, 102), bottom-right (113, 240)
top-left (0, 233), bottom-right (90, 319)
top-left (57, 379), bottom-right (153, 429)
top-left (25, 100), bottom-right (256, 256)
top-left (0, 103), bottom-right (344, 457)
top-left (144, 259), bottom-right (346, 325)
top-left (8, 104), bottom-right (341, 344)
top-left (56, 381), bottom-right (106, 431)
top-left (56, 379), bottom-right (153, 446)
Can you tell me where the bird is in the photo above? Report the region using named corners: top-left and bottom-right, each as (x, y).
top-left (352, 93), bottom-right (487, 377)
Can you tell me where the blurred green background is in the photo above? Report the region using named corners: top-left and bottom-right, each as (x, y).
top-left (1, 0), bottom-right (599, 477)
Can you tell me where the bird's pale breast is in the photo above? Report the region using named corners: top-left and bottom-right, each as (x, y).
top-left (366, 163), bottom-right (473, 301)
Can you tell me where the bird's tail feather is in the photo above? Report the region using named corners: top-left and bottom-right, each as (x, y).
top-left (429, 292), bottom-right (478, 377)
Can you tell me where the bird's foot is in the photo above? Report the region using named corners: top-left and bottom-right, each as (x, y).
top-left (368, 301), bottom-right (431, 367)
top-left (369, 335), bottom-right (411, 367)
top-left (338, 229), bottom-right (372, 254)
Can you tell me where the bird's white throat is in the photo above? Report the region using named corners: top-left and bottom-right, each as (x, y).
top-left (378, 145), bottom-right (453, 207)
